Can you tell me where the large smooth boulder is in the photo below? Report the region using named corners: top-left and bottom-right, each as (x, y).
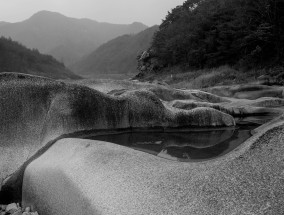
top-left (0, 73), bottom-right (234, 203)
top-left (22, 120), bottom-right (284, 215)
top-left (1, 74), bottom-right (282, 209)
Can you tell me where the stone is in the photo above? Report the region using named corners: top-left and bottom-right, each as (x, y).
top-left (140, 66), bottom-right (146, 71)
top-left (10, 209), bottom-right (22, 215)
top-left (139, 51), bottom-right (149, 60)
top-left (5, 203), bottom-right (17, 212)
top-left (0, 73), bottom-right (283, 214)
top-left (0, 73), bottom-right (234, 203)
top-left (24, 207), bottom-right (30, 212)
top-left (22, 120), bottom-right (284, 215)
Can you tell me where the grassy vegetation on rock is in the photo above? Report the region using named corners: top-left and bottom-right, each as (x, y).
top-left (136, 0), bottom-right (284, 86)
top-left (137, 65), bottom-right (284, 89)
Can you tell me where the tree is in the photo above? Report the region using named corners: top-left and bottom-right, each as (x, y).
top-left (149, 0), bottom-right (284, 70)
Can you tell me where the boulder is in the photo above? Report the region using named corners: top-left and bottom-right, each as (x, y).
top-left (171, 96), bottom-right (284, 118)
top-left (0, 73), bottom-right (283, 214)
top-left (22, 120), bottom-right (284, 215)
top-left (5, 203), bottom-right (18, 212)
top-left (206, 84), bottom-right (284, 99)
top-left (0, 73), bottom-right (235, 203)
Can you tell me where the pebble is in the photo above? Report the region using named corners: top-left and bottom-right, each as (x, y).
top-left (5, 203), bottom-right (18, 212)
top-left (24, 208), bottom-right (30, 213)
top-left (11, 209), bottom-right (22, 215)
top-left (0, 203), bottom-right (39, 215)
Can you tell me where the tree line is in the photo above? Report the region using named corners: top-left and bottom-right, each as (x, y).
top-left (150, 0), bottom-right (284, 70)
top-left (0, 36), bottom-right (79, 79)
top-left (0, 36), bottom-right (65, 73)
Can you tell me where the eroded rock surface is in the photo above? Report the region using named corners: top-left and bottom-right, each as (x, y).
top-left (0, 74), bottom-right (283, 214)
top-left (0, 73), bottom-right (234, 203)
top-left (72, 79), bottom-right (284, 120)
top-left (23, 121), bottom-right (284, 215)
top-left (206, 84), bottom-right (284, 100)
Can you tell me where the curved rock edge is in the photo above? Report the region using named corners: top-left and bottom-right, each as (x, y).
top-left (21, 117), bottom-right (284, 215)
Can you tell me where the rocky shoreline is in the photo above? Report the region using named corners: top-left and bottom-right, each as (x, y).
top-left (0, 73), bottom-right (283, 214)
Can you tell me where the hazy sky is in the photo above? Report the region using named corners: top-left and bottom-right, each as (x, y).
top-left (0, 0), bottom-right (185, 26)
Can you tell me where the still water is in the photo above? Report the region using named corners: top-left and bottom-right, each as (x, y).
top-left (86, 123), bottom-right (259, 162)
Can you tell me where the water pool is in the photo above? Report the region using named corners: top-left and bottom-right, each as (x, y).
top-left (85, 123), bottom-right (259, 162)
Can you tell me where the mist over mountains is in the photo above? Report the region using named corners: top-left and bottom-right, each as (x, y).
top-left (0, 11), bottom-right (148, 66)
top-left (71, 25), bottom-right (158, 78)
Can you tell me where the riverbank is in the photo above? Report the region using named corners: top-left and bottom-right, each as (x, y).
top-left (134, 65), bottom-right (284, 90)
top-left (0, 73), bottom-right (283, 214)
top-left (22, 118), bottom-right (284, 215)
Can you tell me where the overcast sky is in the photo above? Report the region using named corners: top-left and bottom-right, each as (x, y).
top-left (0, 0), bottom-right (185, 26)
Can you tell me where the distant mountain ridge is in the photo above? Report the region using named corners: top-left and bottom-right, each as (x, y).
top-left (0, 36), bottom-right (79, 79)
top-left (71, 25), bottom-right (158, 78)
top-left (0, 11), bottom-right (148, 66)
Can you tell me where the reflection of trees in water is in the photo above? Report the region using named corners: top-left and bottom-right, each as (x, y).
top-left (89, 132), bottom-right (164, 154)
top-left (164, 129), bottom-right (251, 161)
top-left (164, 138), bottom-right (231, 160)
top-left (87, 127), bottom-right (252, 161)
top-left (161, 129), bottom-right (235, 148)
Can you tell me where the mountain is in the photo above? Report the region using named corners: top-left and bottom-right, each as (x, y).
top-left (71, 25), bottom-right (158, 78)
top-left (0, 22), bottom-right (9, 27)
top-left (0, 11), bottom-right (148, 66)
top-left (0, 36), bottom-right (79, 79)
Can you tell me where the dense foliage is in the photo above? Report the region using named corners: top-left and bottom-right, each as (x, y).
top-left (0, 37), bottom-right (79, 79)
top-left (151, 0), bottom-right (284, 69)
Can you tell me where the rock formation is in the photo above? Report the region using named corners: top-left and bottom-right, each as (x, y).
top-left (0, 73), bottom-right (235, 203)
top-left (136, 49), bottom-right (163, 78)
top-left (0, 74), bottom-right (283, 214)
top-left (23, 121), bottom-right (284, 215)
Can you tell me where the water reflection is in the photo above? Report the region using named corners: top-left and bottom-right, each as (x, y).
top-left (86, 124), bottom-right (258, 162)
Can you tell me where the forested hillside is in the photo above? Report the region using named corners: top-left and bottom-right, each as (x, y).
top-left (0, 37), bottom-right (79, 79)
top-left (71, 26), bottom-right (158, 78)
top-left (144, 0), bottom-right (284, 71)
